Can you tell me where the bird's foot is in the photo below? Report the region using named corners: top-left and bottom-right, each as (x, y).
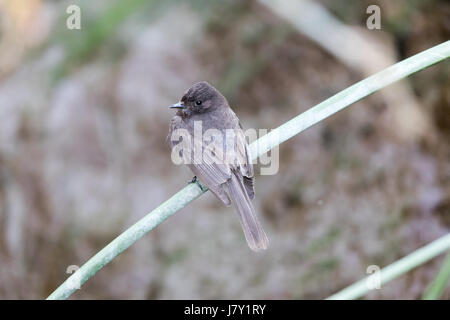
top-left (189, 176), bottom-right (207, 192)
top-left (189, 176), bottom-right (198, 184)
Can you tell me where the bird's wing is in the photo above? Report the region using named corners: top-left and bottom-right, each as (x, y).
top-left (169, 115), bottom-right (232, 205)
top-left (187, 136), bottom-right (232, 206)
top-left (235, 128), bottom-right (255, 199)
top-left (188, 127), bottom-right (255, 204)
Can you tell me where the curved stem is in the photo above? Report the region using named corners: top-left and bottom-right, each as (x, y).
top-left (47, 41), bottom-right (450, 300)
top-left (327, 234), bottom-right (450, 300)
top-left (422, 252), bottom-right (450, 300)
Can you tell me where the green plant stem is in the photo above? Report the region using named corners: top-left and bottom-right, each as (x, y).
top-left (327, 234), bottom-right (450, 300)
top-left (47, 41), bottom-right (450, 300)
top-left (422, 252), bottom-right (450, 300)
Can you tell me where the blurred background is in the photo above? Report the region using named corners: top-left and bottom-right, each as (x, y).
top-left (0, 0), bottom-right (449, 299)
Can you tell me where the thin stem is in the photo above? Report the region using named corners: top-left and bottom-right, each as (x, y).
top-left (327, 234), bottom-right (450, 300)
top-left (422, 252), bottom-right (450, 300)
top-left (47, 41), bottom-right (450, 300)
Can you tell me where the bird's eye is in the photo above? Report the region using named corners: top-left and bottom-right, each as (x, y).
top-left (195, 100), bottom-right (202, 106)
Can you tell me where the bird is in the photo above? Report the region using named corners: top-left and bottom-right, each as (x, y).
top-left (168, 81), bottom-right (269, 251)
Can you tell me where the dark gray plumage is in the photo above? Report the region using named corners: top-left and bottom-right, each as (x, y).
top-left (168, 81), bottom-right (269, 251)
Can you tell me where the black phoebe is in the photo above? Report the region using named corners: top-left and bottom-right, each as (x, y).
top-left (168, 81), bottom-right (269, 251)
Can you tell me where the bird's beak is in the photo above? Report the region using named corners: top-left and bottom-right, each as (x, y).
top-left (169, 101), bottom-right (185, 109)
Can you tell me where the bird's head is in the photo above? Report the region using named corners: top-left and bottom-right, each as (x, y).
top-left (169, 81), bottom-right (226, 116)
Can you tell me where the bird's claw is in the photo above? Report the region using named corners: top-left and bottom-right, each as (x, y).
top-left (189, 176), bottom-right (207, 192)
top-left (190, 176), bottom-right (198, 184)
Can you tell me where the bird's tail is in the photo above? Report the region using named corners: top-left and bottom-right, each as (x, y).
top-left (228, 172), bottom-right (269, 251)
